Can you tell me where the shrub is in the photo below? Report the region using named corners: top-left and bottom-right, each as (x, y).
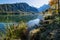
top-left (3, 21), bottom-right (28, 40)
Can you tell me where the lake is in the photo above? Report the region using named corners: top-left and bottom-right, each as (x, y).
top-left (0, 14), bottom-right (44, 32)
top-left (0, 22), bottom-right (18, 33)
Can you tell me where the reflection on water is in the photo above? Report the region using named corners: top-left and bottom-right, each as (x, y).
top-left (0, 22), bottom-right (18, 32)
top-left (0, 14), bottom-right (44, 32)
top-left (27, 19), bottom-right (40, 27)
top-left (27, 14), bottom-right (44, 31)
top-left (27, 19), bottom-right (40, 31)
top-left (0, 23), bottom-right (5, 32)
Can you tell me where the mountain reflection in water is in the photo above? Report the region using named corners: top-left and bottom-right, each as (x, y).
top-left (0, 14), bottom-right (44, 32)
top-left (27, 14), bottom-right (44, 31)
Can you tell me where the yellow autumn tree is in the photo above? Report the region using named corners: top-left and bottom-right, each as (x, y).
top-left (49, 0), bottom-right (58, 14)
top-left (49, 0), bottom-right (58, 6)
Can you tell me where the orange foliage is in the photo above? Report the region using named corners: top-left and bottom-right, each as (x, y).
top-left (49, 0), bottom-right (58, 6)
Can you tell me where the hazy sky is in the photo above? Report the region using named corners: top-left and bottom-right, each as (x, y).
top-left (0, 0), bottom-right (50, 8)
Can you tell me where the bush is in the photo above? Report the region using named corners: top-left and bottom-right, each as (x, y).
top-left (2, 21), bottom-right (28, 40)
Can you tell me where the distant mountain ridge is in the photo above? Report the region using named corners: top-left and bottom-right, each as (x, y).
top-left (38, 4), bottom-right (50, 12)
top-left (0, 3), bottom-right (50, 13)
top-left (0, 3), bottom-right (39, 13)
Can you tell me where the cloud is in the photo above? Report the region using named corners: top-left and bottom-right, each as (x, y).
top-left (20, 0), bottom-right (49, 8)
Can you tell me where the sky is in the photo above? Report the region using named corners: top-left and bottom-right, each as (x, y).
top-left (0, 0), bottom-right (50, 8)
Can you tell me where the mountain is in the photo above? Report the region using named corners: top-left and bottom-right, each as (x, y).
top-left (38, 4), bottom-right (50, 12)
top-left (0, 3), bottom-right (39, 13)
